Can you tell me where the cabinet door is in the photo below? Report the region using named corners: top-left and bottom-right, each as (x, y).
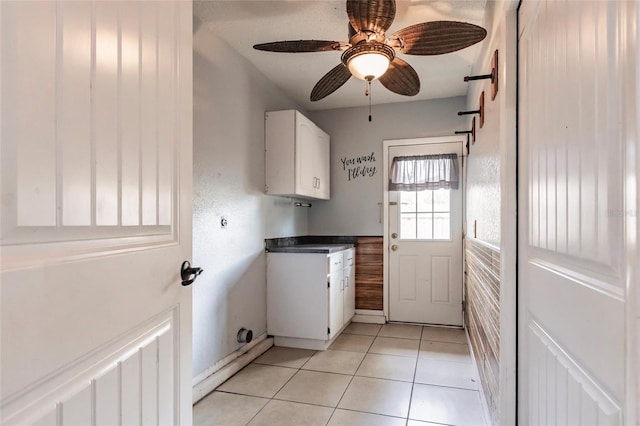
top-left (328, 269), bottom-right (343, 339)
top-left (314, 129), bottom-right (330, 200)
top-left (343, 249), bottom-right (356, 324)
top-left (295, 113), bottom-right (317, 198)
top-left (267, 253), bottom-right (330, 341)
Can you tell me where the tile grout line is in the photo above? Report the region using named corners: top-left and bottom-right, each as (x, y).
top-left (244, 327), bottom-right (380, 425)
top-left (325, 324), bottom-right (382, 425)
top-left (245, 325), bottom-right (382, 425)
top-left (200, 324), bottom-right (482, 425)
top-left (334, 407), bottom-right (410, 421)
top-left (414, 328), bottom-right (486, 426)
top-left (332, 324), bottom-right (424, 423)
top-left (243, 349), bottom-right (319, 425)
top-left (404, 325), bottom-right (425, 425)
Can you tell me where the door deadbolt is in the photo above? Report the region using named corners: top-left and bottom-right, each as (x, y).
top-left (391, 245), bottom-right (398, 251)
top-left (391, 233), bottom-right (398, 239)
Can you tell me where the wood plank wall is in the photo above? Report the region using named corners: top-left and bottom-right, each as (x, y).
top-left (355, 237), bottom-right (383, 310)
top-left (465, 238), bottom-right (500, 426)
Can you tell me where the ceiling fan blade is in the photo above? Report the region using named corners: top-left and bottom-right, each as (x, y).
top-left (378, 57), bottom-right (420, 96)
top-left (310, 64), bottom-right (352, 101)
top-left (390, 21), bottom-right (487, 55)
top-left (253, 40), bottom-right (349, 53)
top-left (346, 0), bottom-right (396, 34)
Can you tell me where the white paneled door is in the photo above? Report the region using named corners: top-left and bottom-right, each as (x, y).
top-left (1, 2), bottom-right (193, 425)
top-left (386, 138), bottom-right (464, 326)
top-left (518, 0), bottom-right (637, 424)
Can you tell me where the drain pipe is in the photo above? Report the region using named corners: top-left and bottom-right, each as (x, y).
top-left (237, 327), bottom-right (253, 344)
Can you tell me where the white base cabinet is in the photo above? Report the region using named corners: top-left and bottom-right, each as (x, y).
top-left (267, 248), bottom-right (355, 349)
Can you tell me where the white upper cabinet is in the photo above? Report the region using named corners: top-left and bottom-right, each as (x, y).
top-left (266, 110), bottom-right (330, 200)
top-left (314, 129), bottom-right (331, 200)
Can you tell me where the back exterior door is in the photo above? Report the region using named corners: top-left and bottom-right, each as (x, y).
top-left (1, 2), bottom-right (193, 424)
top-left (386, 138), bottom-right (464, 325)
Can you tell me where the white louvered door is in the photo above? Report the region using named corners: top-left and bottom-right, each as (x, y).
top-left (0, 1), bottom-right (193, 425)
top-left (518, 0), bottom-right (637, 424)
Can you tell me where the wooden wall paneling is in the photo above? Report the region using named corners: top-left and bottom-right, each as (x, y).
top-left (355, 237), bottom-right (383, 310)
top-left (465, 238), bottom-right (501, 425)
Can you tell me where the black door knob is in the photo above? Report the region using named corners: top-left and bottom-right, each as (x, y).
top-left (181, 261), bottom-right (203, 286)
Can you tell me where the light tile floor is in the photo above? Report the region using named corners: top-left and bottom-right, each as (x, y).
top-left (194, 323), bottom-right (487, 426)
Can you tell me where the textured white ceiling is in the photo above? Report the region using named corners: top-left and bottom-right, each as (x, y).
top-left (194, 1), bottom-right (488, 111)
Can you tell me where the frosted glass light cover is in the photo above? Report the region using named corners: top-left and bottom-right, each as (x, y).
top-left (347, 52), bottom-right (391, 80)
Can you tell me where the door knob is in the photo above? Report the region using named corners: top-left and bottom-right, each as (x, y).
top-left (181, 261), bottom-right (203, 286)
top-left (391, 233), bottom-right (398, 239)
top-left (391, 245), bottom-right (398, 251)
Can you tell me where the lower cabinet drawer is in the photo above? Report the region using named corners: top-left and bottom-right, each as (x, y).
top-left (329, 252), bottom-right (343, 273)
top-left (343, 248), bottom-right (355, 267)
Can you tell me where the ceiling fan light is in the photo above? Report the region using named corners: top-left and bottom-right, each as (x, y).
top-left (347, 52), bottom-right (391, 81)
top-left (341, 43), bottom-right (395, 81)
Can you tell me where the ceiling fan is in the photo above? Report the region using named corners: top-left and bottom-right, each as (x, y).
top-left (253, 0), bottom-right (487, 102)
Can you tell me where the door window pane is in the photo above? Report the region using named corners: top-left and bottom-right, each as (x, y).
top-left (400, 191), bottom-right (416, 213)
top-left (433, 189), bottom-right (450, 212)
top-left (416, 190), bottom-right (433, 212)
top-left (433, 213), bottom-right (451, 239)
top-left (400, 214), bottom-right (417, 239)
top-left (417, 213), bottom-right (433, 239)
top-left (398, 189), bottom-right (452, 240)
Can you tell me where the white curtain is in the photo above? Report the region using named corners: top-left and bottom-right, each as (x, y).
top-left (389, 153), bottom-right (459, 191)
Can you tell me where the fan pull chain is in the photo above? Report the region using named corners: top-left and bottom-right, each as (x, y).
top-left (367, 80), bottom-right (372, 122)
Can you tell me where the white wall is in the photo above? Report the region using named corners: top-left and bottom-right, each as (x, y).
top-left (463, 1), bottom-right (518, 424)
top-left (464, 105), bottom-right (500, 246)
top-left (464, 0), bottom-right (503, 247)
top-left (308, 98), bottom-right (466, 236)
top-left (192, 22), bottom-right (308, 377)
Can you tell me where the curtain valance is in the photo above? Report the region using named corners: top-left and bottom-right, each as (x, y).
top-left (389, 153), bottom-right (459, 191)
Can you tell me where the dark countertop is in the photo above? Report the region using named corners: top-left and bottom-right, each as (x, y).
top-left (264, 235), bottom-right (358, 254)
top-left (266, 243), bottom-right (354, 254)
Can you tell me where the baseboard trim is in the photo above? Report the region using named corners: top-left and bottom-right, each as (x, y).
top-left (192, 334), bottom-right (273, 405)
top-left (352, 309), bottom-right (386, 324)
top-left (274, 336), bottom-right (329, 350)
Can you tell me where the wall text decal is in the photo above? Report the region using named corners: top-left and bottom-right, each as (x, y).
top-left (341, 152), bottom-right (377, 181)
